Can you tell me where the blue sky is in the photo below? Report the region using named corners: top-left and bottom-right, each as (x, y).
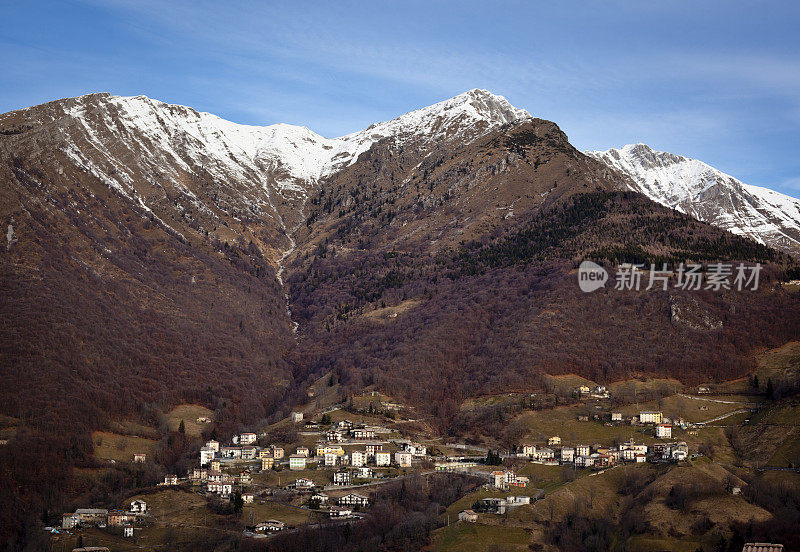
top-left (2, 1), bottom-right (799, 197)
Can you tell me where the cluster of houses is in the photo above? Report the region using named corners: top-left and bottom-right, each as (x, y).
top-left (519, 431), bottom-right (689, 469)
top-left (576, 385), bottom-right (610, 399)
top-left (62, 500), bottom-right (147, 536)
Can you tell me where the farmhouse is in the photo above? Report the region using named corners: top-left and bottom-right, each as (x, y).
top-left (291, 411), bottom-right (304, 423)
top-left (133, 453), bottom-right (146, 463)
top-left (458, 509), bottom-right (478, 522)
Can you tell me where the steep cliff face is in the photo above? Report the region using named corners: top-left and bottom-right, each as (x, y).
top-left (588, 143), bottom-right (800, 256)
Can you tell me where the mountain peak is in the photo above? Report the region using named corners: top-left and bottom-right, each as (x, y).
top-left (587, 144), bottom-right (800, 255)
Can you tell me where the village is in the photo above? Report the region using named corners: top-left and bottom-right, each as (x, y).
top-left (55, 381), bottom-right (702, 548)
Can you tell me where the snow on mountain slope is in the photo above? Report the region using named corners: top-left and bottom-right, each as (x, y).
top-left (1, 88), bottom-right (529, 217)
top-left (587, 143), bottom-right (800, 256)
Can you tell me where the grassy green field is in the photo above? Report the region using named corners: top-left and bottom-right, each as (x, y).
top-left (166, 404), bottom-right (215, 437)
top-left (515, 405), bottom-right (655, 445)
top-left (254, 468), bottom-right (331, 487)
top-left (92, 430), bottom-right (158, 463)
top-left (429, 522), bottom-right (530, 552)
top-left (127, 488), bottom-right (213, 525)
top-left (615, 393), bottom-right (755, 424)
top-left (243, 500), bottom-right (311, 526)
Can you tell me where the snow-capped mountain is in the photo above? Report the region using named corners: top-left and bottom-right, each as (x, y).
top-left (0, 88), bottom-right (530, 265)
top-left (587, 143), bottom-right (800, 256)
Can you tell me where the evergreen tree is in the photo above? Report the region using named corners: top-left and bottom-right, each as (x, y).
top-left (766, 378), bottom-right (774, 399)
top-left (232, 491), bottom-right (244, 513)
top-left (178, 420), bottom-right (185, 434)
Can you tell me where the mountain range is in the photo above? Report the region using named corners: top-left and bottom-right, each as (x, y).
top-left (3, 88), bottom-right (800, 544)
top-left (0, 90), bottom-right (798, 418)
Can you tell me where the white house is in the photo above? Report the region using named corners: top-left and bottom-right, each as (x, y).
top-left (533, 448), bottom-right (554, 462)
top-left (324, 452), bottom-right (338, 467)
top-left (296, 446), bottom-right (310, 457)
top-left (560, 447), bottom-right (575, 463)
top-left (506, 495), bottom-right (531, 505)
top-left (200, 446), bottom-right (216, 466)
top-left (205, 440), bottom-right (220, 452)
top-left (256, 520), bottom-right (286, 532)
top-left (576, 456), bottom-right (595, 468)
top-left (521, 444), bottom-right (536, 457)
top-left (352, 428), bottom-right (375, 440)
top-left (329, 506), bottom-right (352, 518)
top-left (356, 466), bottom-right (373, 479)
top-left (403, 442), bottom-right (427, 456)
top-left (576, 444), bottom-right (590, 457)
top-left (350, 450), bottom-right (367, 467)
top-left (338, 493), bottom-right (369, 508)
top-left (656, 424), bottom-right (672, 439)
top-left (639, 411), bottom-right (663, 424)
top-left (291, 412), bottom-right (304, 423)
top-left (375, 451), bottom-right (391, 466)
top-left (123, 526), bottom-right (134, 538)
top-left (239, 432), bottom-right (257, 445)
top-left (611, 412), bottom-right (622, 422)
top-left (395, 451), bottom-right (412, 468)
top-left (333, 471), bottom-right (352, 485)
top-left (458, 509), bottom-right (478, 522)
top-left (294, 478), bottom-right (315, 489)
top-left (289, 455), bottom-right (307, 470)
top-left (129, 500), bottom-right (147, 513)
